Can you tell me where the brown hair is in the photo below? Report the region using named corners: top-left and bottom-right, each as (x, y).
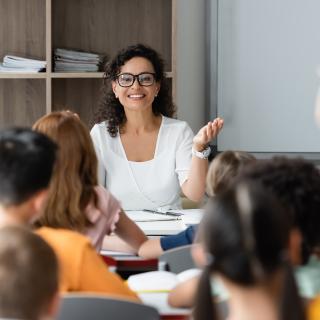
top-left (33, 111), bottom-right (98, 231)
top-left (0, 226), bottom-right (58, 320)
top-left (206, 150), bottom-right (256, 196)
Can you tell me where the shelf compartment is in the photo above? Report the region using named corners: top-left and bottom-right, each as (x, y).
top-left (0, 0), bottom-right (46, 61)
top-left (52, 78), bottom-right (103, 127)
top-left (0, 79), bottom-right (46, 128)
top-left (52, 0), bottom-right (172, 72)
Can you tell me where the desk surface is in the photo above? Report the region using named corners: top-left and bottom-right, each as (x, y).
top-left (126, 209), bottom-right (204, 236)
top-left (139, 292), bottom-right (190, 318)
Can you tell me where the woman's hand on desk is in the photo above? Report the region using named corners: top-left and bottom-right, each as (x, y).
top-left (193, 117), bottom-right (224, 151)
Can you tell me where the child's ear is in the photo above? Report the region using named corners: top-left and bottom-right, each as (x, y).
top-left (33, 189), bottom-right (49, 214)
top-left (46, 291), bottom-right (60, 318)
top-left (191, 243), bottom-right (208, 268)
top-left (288, 228), bottom-right (303, 265)
top-left (27, 189), bottom-right (49, 224)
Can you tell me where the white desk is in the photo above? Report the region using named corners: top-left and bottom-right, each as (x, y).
top-left (139, 292), bottom-right (190, 318)
top-left (126, 209), bottom-right (204, 236)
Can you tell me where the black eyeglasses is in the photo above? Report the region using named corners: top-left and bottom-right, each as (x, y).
top-left (116, 72), bottom-right (156, 87)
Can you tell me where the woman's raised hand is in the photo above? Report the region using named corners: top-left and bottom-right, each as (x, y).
top-left (193, 117), bottom-right (224, 151)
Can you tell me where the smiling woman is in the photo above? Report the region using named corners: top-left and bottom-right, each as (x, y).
top-left (91, 44), bottom-right (223, 211)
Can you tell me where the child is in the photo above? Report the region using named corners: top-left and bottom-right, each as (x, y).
top-left (138, 151), bottom-right (255, 259)
top-left (33, 111), bottom-right (147, 252)
top-left (0, 226), bottom-right (59, 320)
top-left (0, 128), bottom-right (138, 300)
top-left (193, 181), bottom-right (305, 320)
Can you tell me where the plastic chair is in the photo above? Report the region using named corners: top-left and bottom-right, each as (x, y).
top-left (158, 244), bottom-right (196, 274)
top-left (56, 294), bottom-right (160, 320)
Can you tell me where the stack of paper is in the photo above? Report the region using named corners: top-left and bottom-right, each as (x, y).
top-left (54, 48), bottom-right (104, 72)
top-left (0, 55), bottom-right (46, 73)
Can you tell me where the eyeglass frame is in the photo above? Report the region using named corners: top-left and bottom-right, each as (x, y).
top-left (115, 72), bottom-right (157, 87)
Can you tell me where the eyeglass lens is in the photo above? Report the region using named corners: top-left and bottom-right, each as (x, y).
top-left (117, 73), bottom-right (155, 87)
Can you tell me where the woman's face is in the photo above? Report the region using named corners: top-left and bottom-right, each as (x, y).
top-left (112, 57), bottom-right (160, 113)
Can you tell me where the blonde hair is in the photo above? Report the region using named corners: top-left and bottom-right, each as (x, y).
top-left (33, 111), bottom-right (98, 231)
top-left (206, 150), bottom-right (255, 196)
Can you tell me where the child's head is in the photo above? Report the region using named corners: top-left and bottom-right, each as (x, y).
top-left (239, 157), bottom-right (320, 264)
top-left (206, 150), bottom-right (255, 196)
top-left (0, 128), bottom-right (56, 220)
top-left (33, 111), bottom-right (98, 230)
top-left (194, 181), bottom-right (304, 320)
top-left (0, 225), bottom-right (59, 320)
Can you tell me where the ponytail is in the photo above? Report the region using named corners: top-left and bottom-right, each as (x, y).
top-left (279, 262), bottom-right (305, 320)
top-left (193, 267), bottom-right (217, 320)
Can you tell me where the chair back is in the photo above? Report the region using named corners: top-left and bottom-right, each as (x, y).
top-left (158, 244), bottom-right (195, 274)
top-left (57, 294), bottom-right (160, 320)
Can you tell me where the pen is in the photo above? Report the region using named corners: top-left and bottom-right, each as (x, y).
top-left (143, 209), bottom-right (182, 217)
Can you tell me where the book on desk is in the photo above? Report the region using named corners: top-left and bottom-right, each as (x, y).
top-left (125, 209), bottom-right (204, 236)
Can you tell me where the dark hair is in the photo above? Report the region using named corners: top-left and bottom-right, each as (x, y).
top-left (193, 181), bottom-right (305, 320)
top-left (92, 44), bottom-right (176, 136)
top-left (0, 226), bottom-right (58, 320)
top-left (238, 157), bottom-right (320, 258)
top-left (0, 128), bottom-right (57, 206)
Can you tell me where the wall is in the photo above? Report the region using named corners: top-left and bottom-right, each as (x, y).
top-left (176, 0), bottom-right (207, 133)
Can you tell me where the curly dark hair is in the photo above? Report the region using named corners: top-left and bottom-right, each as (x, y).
top-left (92, 44), bottom-right (176, 137)
top-left (238, 157), bottom-right (320, 256)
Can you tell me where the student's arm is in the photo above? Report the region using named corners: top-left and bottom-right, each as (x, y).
top-left (168, 276), bottom-right (200, 308)
top-left (79, 241), bottom-right (140, 302)
top-left (138, 238), bottom-right (163, 259)
top-left (138, 226), bottom-right (197, 259)
top-left (102, 211), bottom-right (147, 253)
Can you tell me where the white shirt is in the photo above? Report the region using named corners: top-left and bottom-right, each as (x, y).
top-left (90, 116), bottom-right (193, 210)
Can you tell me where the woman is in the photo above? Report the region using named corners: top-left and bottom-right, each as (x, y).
top-left (193, 181), bottom-right (305, 320)
top-left (91, 44), bottom-right (223, 210)
top-left (33, 111), bottom-right (147, 252)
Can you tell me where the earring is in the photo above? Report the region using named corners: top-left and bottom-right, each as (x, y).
top-left (115, 94), bottom-right (118, 98)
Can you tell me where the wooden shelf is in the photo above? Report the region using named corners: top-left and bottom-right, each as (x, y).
top-left (0, 0), bottom-right (176, 127)
top-left (0, 73), bottom-right (47, 79)
top-left (51, 72), bottom-right (104, 79)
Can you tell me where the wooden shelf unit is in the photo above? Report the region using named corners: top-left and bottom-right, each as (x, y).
top-left (0, 0), bottom-right (176, 127)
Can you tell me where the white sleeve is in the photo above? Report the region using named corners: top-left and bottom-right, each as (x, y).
top-left (90, 125), bottom-right (107, 187)
top-left (175, 122), bottom-right (194, 186)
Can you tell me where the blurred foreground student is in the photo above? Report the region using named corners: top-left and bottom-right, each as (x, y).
top-left (138, 151), bottom-right (255, 259)
top-left (168, 157), bottom-right (320, 309)
top-left (193, 181), bottom-right (305, 320)
top-left (0, 226), bottom-right (59, 320)
top-left (0, 128), bottom-right (138, 301)
top-left (33, 111), bottom-right (146, 252)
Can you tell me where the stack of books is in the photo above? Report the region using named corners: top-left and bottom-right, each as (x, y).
top-left (54, 48), bottom-right (104, 72)
top-left (0, 55), bottom-right (46, 73)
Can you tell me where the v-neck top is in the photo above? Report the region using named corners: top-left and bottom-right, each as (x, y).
top-left (90, 116), bottom-right (194, 210)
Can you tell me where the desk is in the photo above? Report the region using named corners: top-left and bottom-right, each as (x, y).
top-left (100, 250), bottom-right (158, 277)
top-left (126, 209), bottom-right (204, 236)
top-left (139, 292), bottom-right (190, 320)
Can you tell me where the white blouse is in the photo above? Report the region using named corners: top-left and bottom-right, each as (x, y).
top-left (90, 116), bottom-right (193, 210)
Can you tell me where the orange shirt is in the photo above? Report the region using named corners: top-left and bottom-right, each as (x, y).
top-left (309, 295), bottom-right (320, 320)
top-left (35, 227), bottom-right (139, 302)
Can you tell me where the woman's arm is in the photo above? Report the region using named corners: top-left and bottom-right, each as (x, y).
top-left (181, 118), bottom-right (223, 202)
top-left (102, 211), bottom-right (147, 253)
